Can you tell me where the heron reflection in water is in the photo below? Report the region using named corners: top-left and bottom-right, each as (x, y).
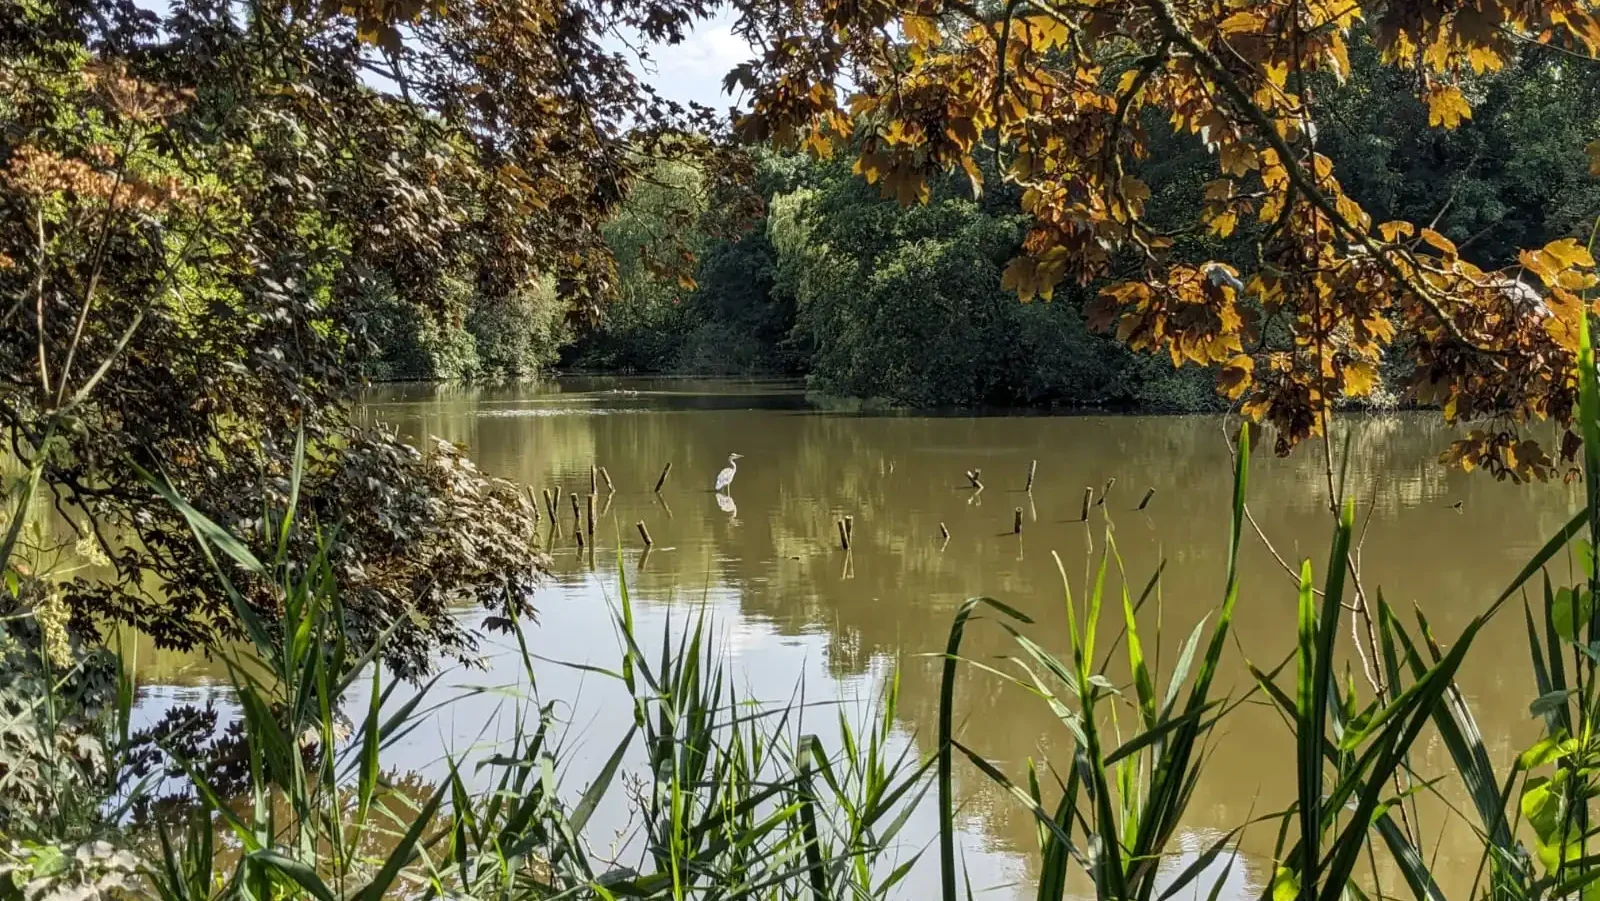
top-left (714, 453), bottom-right (743, 492)
top-left (715, 492), bottom-right (738, 520)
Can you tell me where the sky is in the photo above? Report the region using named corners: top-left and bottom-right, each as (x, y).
top-left (611, 10), bottom-right (754, 114)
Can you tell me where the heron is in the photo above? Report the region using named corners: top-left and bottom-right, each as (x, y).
top-left (714, 453), bottom-right (743, 492)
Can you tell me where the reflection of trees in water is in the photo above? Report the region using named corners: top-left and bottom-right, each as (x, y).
top-left (361, 385), bottom-right (1581, 894)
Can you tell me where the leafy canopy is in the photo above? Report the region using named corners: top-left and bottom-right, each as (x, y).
top-left (730, 0), bottom-right (1600, 473)
top-left (0, 0), bottom-right (748, 672)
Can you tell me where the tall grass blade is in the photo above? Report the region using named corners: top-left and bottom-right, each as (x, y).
top-left (1294, 557), bottom-right (1320, 901)
top-left (796, 736), bottom-right (830, 901)
top-left (354, 782), bottom-right (447, 901)
top-left (938, 596), bottom-right (1034, 901)
top-left (1035, 765), bottom-right (1080, 901)
top-left (952, 740), bottom-right (1087, 869)
top-left (249, 851), bottom-right (336, 901)
top-left (572, 725), bottom-right (637, 835)
top-left (275, 426), bottom-right (305, 566)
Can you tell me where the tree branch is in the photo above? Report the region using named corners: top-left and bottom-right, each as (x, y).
top-left (1142, 0), bottom-right (1506, 357)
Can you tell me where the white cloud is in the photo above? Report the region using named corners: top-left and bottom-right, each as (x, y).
top-left (617, 11), bottom-right (755, 113)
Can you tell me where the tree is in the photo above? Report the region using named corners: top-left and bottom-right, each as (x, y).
top-left (0, 0), bottom-right (743, 673)
top-left (773, 158), bottom-right (1215, 406)
top-left (730, 0), bottom-right (1600, 477)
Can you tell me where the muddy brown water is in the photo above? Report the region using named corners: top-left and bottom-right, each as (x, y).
top-left (133, 378), bottom-right (1582, 899)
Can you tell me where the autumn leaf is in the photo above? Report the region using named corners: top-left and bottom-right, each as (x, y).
top-left (1208, 210), bottom-right (1237, 238)
top-left (902, 14), bottom-right (940, 48)
top-left (1118, 175), bottom-right (1151, 219)
top-left (1218, 141), bottom-right (1258, 176)
top-left (1420, 227), bottom-right (1457, 256)
top-left (1377, 220), bottom-right (1415, 242)
top-left (885, 165), bottom-right (929, 207)
top-left (1343, 360), bottom-right (1378, 397)
top-left (1426, 84), bottom-right (1472, 129)
top-left (853, 149), bottom-right (888, 184)
top-left (1001, 256), bottom-right (1038, 302)
top-left (1023, 15), bottom-right (1070, 50)
top-left (1218, 11), bottom-right (1260, 34)
top-left (1466, 44), bottom-right (1504, 74)
top-left (1542, 237), bottom-right (1595, 270)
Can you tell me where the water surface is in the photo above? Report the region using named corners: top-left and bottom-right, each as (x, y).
top-left (151, 377), bottom-right (1584, 898)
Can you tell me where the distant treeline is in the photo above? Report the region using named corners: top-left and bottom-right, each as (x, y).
top-left (365, 34), bottom-right (1600, 410)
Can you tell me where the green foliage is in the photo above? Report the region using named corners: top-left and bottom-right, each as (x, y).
top-left (574, 149), bottom-right (1220, 407)
top-left (362, 273), bottom-right (568, 382)
top-left (778, 167), bottom-right (1219, 409)
top-left (571, 152), bottom-right (806, 376)
top-left (571, 160), bottom-right (710, 372)
top-left (0, 839), bottom-right (141, 901)
top-left (1319, 41), bottom-right (1600, 269)
top-left (465, 275), bottom-right (568, 380)
top-left (0, 0), bottom-right (552, 670)
top-left (0, 578), bottom-right (121, 836)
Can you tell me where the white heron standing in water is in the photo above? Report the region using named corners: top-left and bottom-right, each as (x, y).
top-left (714, 453), bottom-right (743, 492)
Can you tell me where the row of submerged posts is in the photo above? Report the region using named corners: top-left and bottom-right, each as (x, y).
top-left (962, 461), bottom-right (1157, 538)
top-left (525, 458), bottom-right (1159, 566)
top-left (525, 464), bottom-right (659, 553)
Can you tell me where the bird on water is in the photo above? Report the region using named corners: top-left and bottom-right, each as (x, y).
top-left (715, 453), bottom-right (743, 492)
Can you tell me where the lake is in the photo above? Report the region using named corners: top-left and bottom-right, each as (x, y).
top-left (137, 377), bottom-right (1584, 899)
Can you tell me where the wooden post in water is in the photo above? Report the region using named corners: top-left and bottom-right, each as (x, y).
top-left (1079, 487), bottom-right (1093, 522)
top-left (939, 522), bottom-right (950, 540)
top-left (590, 465), bottom-right (597, 494)
top-left (654, 463), bottom-right (672, 493)
top-left (599, 466), bottom-right (615, 492)
top-left (844, 515), bottom-right (854, 542)
top-left (1025, 460), bottom-right (1037, 492)
top-left (586, 493), bottom-right (596, 540)
top-left (542, 489), bottom-right (555, 522)
top-left (1013, 508), bottom-right (1023, 534)
top-left (552, 486), bottom-right (563, 518)
top-left (636, 521), bottom-right (653, 547)
top-left (1138, 487), bottom-right (1156, 511)
top-left (570, 494), bottom-right (582, 539)
top-left (1098, 477), bottom-right (1116, 506)
top-left (525, 486), bottom-right (541, 525)
top-left (837, 519), bottom-right (851, 550)
top-left (966, 468), bottom-right (983, 489)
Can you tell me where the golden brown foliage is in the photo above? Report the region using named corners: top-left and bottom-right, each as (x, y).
top-left (730, 0), bottom-right (1600, 475)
